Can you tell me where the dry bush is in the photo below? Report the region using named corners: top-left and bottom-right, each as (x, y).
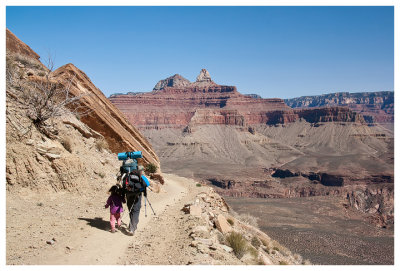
top-left (6, 54), bottom-right (89, 137)
top-left (95, 138), bottom-right (109, 151)
top-left (251, 236), bottom-right (262, 248)
top-left (225, 231), bottom-right (248, 259)
top-left (60, 136), bottom-right (73, 152)
top-left (248, 245), bottom-right (259, 258)
top-left (232, 212), bottom-right (259, 228)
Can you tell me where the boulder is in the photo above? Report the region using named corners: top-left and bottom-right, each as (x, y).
top-left (190, 205), bottom-right (202, 217)
top-left (214, 214), bottom-right (232, 234)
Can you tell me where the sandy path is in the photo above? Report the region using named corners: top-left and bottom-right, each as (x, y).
top-left (39, 174), bottom-right (188, 265)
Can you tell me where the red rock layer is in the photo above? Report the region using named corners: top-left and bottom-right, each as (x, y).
top-left (6, 28), bottom-right (40, 60)
top-left (110, 86), bottom-right (365, 129)
top-left (52, 64), bottom-right (160, 167)
top-left (110, 84), bottom-right (297, 128)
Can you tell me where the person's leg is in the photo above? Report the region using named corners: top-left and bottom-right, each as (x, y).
top-left (110, 213), bottom-right (116, 232)
top-left (129, 194), bottom-right (142, 232)
top-left (126, 192), bottom-right (135, 232)
top-left (115, 213), bottom-right (121, 228)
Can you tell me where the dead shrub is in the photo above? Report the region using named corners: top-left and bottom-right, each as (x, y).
top-left (60, 136), bottom-right (73, 152)
top-left (6, 54), bottom-right (90, 138)
top-left (251, 236), bottom-right (262, 248)
top-left (234, 212), bottom-right (259, 228)
top-left (248, 245), bottom-right (259, 258)
top-left (95, 138), bottom-right (109, 151)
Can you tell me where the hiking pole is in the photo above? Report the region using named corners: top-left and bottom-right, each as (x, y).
top-left (145, 196), bottom-right (147, 217)
top-left (144, 195), bottom-right (156, 215)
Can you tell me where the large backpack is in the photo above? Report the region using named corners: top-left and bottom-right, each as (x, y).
top-left (121, 169), bottom-right (150, 196)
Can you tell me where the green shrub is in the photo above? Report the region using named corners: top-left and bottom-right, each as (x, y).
top-left (227, 218), bottom-right (234, 226)
top-left (279, 261), bottom-right (288, 265)
top-left (273, 246), bottom-right (280, 252)
top-left (225, 232), bottom-right (248, 259)
top-left (196, 183), bottom-right (202, 187)
top-left (145, 163), bottom-right (158, 173)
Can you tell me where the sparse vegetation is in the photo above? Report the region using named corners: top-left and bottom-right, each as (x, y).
top-left (6, 54), bottom-right (89, 138)
top-left (95, 138), bottom-right (109, 151)
top-left (98, 172), bottom-right (105, 178)
top-left (60, 136), bottom-right (73, 152)
top-left (260, 238), bottom-right (269, 247)
top-left (279, 260), bottom-right (288, 265)
top-left (248, 245), bottom-right (259, 258)
top-left (273, 246), bottom-right (280, 252)
top-left (251, 236), bottom-right (262, 248)
top-left (36, 202), bottom-right (43, 207)
top-left (227, 218), bottom-right (234, 226)
top-left (225, 231), bottom-right (248, 259)
top-left (145, 163), bottom-right (158, 174)
top-left (231, 212), bottom-right (259, 228)
top-left (196, 183), bottom-right (202, 187)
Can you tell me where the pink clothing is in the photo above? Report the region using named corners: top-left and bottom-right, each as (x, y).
top-left (110, 213), bottom-right (121, 231)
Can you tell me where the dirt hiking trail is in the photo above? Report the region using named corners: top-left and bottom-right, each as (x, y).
top-left (7, 174), bottom-right (207, 265)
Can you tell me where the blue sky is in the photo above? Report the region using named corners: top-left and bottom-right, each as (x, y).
top-left (6, 6), bottom-right (394, 98)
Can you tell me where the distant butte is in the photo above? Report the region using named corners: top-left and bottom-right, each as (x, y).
top-left (109, 69), bottom-right (365, 129)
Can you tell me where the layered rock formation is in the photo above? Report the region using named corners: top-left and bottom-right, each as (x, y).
top-left (110, 70), bottom-right (366, 129)
top-left (6, 29), bottom-right (160, 192)
top-left (285, 91), bottom-right (394, 124)
top-left (6, 28), bottom-right (40, 60)
top-left (153, 74), bottom-right (191, 90)
top-left (51, 64), bottom-right (159, 167)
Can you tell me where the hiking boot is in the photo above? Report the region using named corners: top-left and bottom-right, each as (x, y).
top-left (109, 229), bottom-right (116, 233)
top-left (127, 230), bottom-right (134, 236)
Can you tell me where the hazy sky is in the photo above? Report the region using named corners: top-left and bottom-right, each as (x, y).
top-left (6, 6), bottom-right (394, 98)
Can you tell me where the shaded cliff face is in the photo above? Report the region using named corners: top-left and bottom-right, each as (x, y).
top-left (284, 91), bottom-right (394, 124)
top-left (51, 64), bottom-right (160, 167)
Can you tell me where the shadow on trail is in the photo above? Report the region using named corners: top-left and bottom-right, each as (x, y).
top-left (78, 217), bottom-right (134, 236)
top-left (78, 217), bottom-right (109, 232)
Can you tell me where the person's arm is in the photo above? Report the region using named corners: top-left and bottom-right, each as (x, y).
top-left (105, 196), bottom-right (111, 208)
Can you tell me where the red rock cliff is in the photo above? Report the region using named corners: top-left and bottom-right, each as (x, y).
top-left (109, 70), bottom-right (364, 129)
top-left (52, 64), bottom-right (160, 166)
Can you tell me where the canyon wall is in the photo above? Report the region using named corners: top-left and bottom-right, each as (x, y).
top-left (110, 70), bottom-right (366, 129)
top-left (284, 91), bottom-right (394, 124)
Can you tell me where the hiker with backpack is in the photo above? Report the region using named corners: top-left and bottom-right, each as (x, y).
top-left (105, 185), bottom-right (126, 233)
top-left (120, 163), bottom-right (150, 236)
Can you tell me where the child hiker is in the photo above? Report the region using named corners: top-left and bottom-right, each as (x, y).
top-left (105, 185), bottom-right (125, 233)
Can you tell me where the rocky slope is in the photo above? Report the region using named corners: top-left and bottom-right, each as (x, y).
top-left (6, 28), bottom-right (160, 191)
top-left (284, 91), bottom-right (394, 124)
top-left (6, 29), bottom-right (305, 265)
top-left (51, 64), bottom-right (159, 166)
